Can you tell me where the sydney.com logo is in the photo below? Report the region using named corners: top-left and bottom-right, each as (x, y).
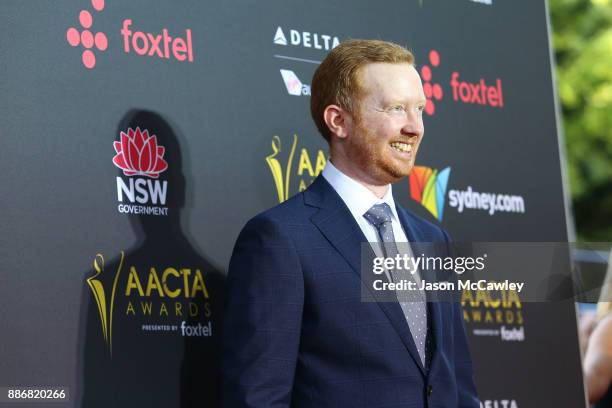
top-left (409, 166), bottom-right (452, 221)
top-left (409, 166), bottom-right (526, 220)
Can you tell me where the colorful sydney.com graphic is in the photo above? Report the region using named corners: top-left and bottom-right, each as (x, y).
top-left (112, 127), bottom-right (168, 178)
top-left (409, 166), bottom-right (451, 221)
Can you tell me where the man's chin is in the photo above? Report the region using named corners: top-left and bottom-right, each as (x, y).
top-left (379, 166), bottom-right (413, 184)
top-left (390, 162), bottom-right (415, 179)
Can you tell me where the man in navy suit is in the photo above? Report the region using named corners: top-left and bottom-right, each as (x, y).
top-left (222, 39), bottom-right (479, 407)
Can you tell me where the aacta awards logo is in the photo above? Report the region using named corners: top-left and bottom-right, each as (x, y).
top-left (113, 127), bottom-right (169, 216)
top-left (409, 165), bottom-right (451, 221)
top-left (265, 135), bottom-right (326, 203)
top-left (461, 286), bottom-right (525, 343)
top-left (66, 0), bottom-right (195, 69)
top-left (87, 252), bottom-right (124, 354)
top-left (87, 252), bottom-right (213, 354)
top-left (419, 49), bottom-right (504, 116)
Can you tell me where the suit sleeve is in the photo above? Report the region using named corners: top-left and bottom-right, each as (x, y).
top-left (222, 215), bottom-right (304, 408)
top-left (441, 228), bottom-right (480, 408)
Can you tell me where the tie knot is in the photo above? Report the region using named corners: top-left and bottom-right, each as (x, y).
top-left (363, 203), bottom-right (393, 227)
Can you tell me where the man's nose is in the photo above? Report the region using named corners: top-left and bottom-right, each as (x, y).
top-left (401, 111), bottom-right (424, 136)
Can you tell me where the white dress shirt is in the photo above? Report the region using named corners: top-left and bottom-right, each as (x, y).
top-left (321, 161), bottom-right (424, 288)
top-left (322, 160), bottom-right (409, 246)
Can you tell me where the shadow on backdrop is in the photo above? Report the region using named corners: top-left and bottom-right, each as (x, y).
top-left (78, 110), bottom-right (224, 407)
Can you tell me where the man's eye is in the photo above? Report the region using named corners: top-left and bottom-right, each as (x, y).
top-left (388, 105), bottom-right (405, 112)
top-left (417, 105), bottom-right (425, 113)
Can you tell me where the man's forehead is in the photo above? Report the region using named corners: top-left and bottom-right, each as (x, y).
top-left (360, 61), bottom-right (415, 77)
top-left (357, 62), bottom-right (421, 99)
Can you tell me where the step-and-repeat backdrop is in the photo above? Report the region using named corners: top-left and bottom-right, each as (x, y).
top-left (0, 0), bottom-right (586, 407)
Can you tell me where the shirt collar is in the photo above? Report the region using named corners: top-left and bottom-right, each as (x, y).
top-left (322, 160), bottom-right (399, 222)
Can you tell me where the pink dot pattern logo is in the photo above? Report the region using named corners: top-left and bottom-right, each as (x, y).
top-left (420, 50), bottom-right (443, 116)
top-left (66, 0), bottom-right (107, 69)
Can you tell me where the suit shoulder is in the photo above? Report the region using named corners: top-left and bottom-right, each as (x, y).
top-left (247, 192), bottom-right (311, 225)
top-left (230, 194), bottom-right (315, 259)
top-left (237, 192), bottom-right (312, 240)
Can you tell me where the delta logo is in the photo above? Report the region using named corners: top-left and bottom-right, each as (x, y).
top-left (273, 26), bottom-right (339, 51)
top-left (419, 49), bottom-right (504, 116)
top-left (480, 400), bottom-right (518, 408)
top-left (113, 127), bottom-right (169, 216)
top-left (66, 0), bottom-right (195, 69)
top-left (280, 69), bottom-right (311, 96)
top-left (409, 166), bottom-right (452, 221)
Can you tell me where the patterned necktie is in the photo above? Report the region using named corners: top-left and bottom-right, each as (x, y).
top-left (364, 203), bottom-right (429, 367)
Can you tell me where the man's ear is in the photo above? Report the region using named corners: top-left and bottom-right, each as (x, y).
top-left (323, 105), bottom-right (351, 140)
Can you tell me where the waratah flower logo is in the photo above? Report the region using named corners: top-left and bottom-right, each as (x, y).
top-left (112, 127), bottom-right (168, 178)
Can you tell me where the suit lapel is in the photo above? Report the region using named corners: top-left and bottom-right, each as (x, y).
top-left (395, 205), bottom-right (445, 378)
top-left (305, 176), bottom-right (426, 376)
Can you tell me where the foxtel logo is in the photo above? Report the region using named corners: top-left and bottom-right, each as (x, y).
top-left (66, 0), bottom-right (195, 69)
top-left (121, 19), bottom-right (194, 62)
top-left (419, 49), bottom-right (504, 115)
top-left (280, 70), bottom-right (311, 96)
top-left (451, 72), bottom-right (503, 107)
top-left (273, 26), bottom-right (339, 50)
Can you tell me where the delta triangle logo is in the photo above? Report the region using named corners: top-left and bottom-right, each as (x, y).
top-left (409, 166), bottom-right (451, 221)
top-left (274, 26), bottom-right (287, 45)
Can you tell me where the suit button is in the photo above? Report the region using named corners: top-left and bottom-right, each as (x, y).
top-left (427, 385), bottom-right (433, 397)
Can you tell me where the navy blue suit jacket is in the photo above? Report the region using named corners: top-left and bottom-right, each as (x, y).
top-left (222, 176), bottom-right (479, 407)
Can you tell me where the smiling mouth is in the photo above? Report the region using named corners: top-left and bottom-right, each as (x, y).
top-left (390, 141), bottom-right (413, 153)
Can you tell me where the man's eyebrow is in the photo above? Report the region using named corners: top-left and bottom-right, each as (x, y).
top-left (385, 98), bottom-right (427, 105)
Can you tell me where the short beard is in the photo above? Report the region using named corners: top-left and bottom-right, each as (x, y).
top-left (349, 112), bottom-right (410, 185)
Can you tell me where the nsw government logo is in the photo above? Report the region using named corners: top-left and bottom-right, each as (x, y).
top-left (113, 127), bottom-right (169, 216)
